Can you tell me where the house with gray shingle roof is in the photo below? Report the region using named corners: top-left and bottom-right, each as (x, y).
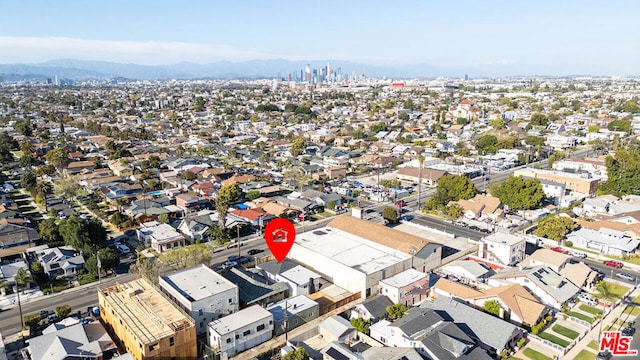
top-left (26, 318), bottom-right (117, 360)
top-left (369, 306), bottom-right (492, 360)
top-left (419, 297), bottom-right (524, 356)
top-left (488, 265), bottom-right (580, 310)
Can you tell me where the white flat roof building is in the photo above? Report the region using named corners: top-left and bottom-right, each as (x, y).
top-left (289, 226), bottom-right (412, 297)
top-left (160, 264), bottom-right (239, 335)
top-left (208, 305), bottom-right (273, 356)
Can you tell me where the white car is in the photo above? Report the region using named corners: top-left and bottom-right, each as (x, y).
top-left (577, 292), bottom-right (597, 306)
top-left (616, 272), bottom-right (636, 282)
top-left (571, 251), bottom-right (587, 259)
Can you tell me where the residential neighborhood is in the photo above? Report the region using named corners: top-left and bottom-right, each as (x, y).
top-left (0, 74), bottom-right (639, 360)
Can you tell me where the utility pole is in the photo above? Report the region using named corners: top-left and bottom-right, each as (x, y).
top-left (284, 299), bottom-right (289, 343)
top-left (237, 223), bottom-right (241, 259)
top-left (417, 154), bottom-right (424, 210)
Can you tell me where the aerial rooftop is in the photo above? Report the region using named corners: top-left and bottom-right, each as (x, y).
top-left (160, 264), bottom-right (237, 302)
top-left (99, 278), bottom-right (193, 344)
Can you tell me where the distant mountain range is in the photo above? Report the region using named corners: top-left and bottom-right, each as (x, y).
top-left (0, 58), bottom-right (609, 81)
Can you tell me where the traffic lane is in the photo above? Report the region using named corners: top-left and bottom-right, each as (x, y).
top-left (410, 215), bottom-right (485, 241)
top-left (612, 312), bottom-right (639, 360)
top-left (0, 273), bottom-right (136, 336)
top-left (581, 258), bottom-right (640, 285)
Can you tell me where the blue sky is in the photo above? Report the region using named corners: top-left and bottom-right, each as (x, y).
top-left (0, 0), bottom-right (638, 75)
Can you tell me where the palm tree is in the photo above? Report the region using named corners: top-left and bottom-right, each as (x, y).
top-left (0, 279), bottom-right (8, 296)
top-left (20, 141), bottom-right (35, 159)
top-left (14, 268), bottom-right (32, 334)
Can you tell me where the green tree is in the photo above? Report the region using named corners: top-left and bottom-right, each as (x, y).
top-left (20, 171), bottom-right (37, 191)
top-left (158, 213), bottom-right (170, 224)
top-left (524, 136), bottom-right (546, 148)
top-left (282, 347), bottom-right (310, 360)
top-left (489, 118), bottom-right (506, 129)
top-left (246, 190), bottom-right (261, 200)
top-left (290, 138), bottom-right (306, 156)
top-left (38, 218), bottom-right (64, 247)
top-left (386, 304), bottom-right (409, 320)
top-left (206, 224), bottom-right (230, 245)
top-left (382, 206), bottom-right (399, 224)
top-left (547, 151), bottom-right (566, 167)
top-left (216, 182), bottom-right (243, 229)
top-left (23, 314), bottom-right (41, 333)
top-left (350, 318), bottom-right (371, 334)
top-left (14, 119), bottom-right (33, 136)
top-left (97, 248), bottom-right (120, 271)
top-left (434, 174), bottom-right (477, 206)
top-left (398, 112), bottom-right (410, 120)
top-left (483, 300), bottom-right (502, 317)
top-left (446, 203), bottom-right (464, 218)
top-left (59, 216), bottom-right (106, 255)
top-left (529, 113), bottom-right (549, 127)
top-left (283, 166), bottom-right (311, 191)
top-left (607, 119), bottom-right (631, 133)
top-left (587, 125), bottom-right (600, 133)
top-left (599, 149), bottom-right (640, 196)
top-left (54, 305), bottom-right (72, 319)
top-left (534, 215), bottom-right (576, 241)
top-left (45, 147), bottom-right (70, 170)
top-left (475, 134), bottom-right (498, 155)
top-left (370, 122), bottom-right (387, 133)
top-left (19, 141), bottom-right (35, 159)
top-left (490, 176), bottom-right (545, 210)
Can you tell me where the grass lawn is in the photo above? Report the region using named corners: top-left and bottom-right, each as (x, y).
top-left (587, 340), bottom-right (599, 350)
top-left (311, 211), bottom-right (333, 219)
top-left (579, 304), bottom-right (603, 316)
top-left (552, 324), bottom-right (580, 339)
top-left (538, 332), bottom-right (571, 347)
top-left (523, 348), bottom-right (553, 360)
top-left (40, 279), bottom-right (73, 294)
top-left (565, 311), bottom-right (595, 323)
top-left (592, 282), bottom-right (630, 301)
top-left (573, 349), bottom-right (596, 360)
top-left (622, 305), bottom-right (640, 317)
top-left (634, 295), bottom-right (640, 305)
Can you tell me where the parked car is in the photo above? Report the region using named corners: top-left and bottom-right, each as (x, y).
top-left (247, 249), bottom-right (264, 256)
top-left (615, 272), bottom-right (636, 282)
top-left (39, 310), bottom-right (55, 319)
top-left (227, 255), bottom-right (241, 262)
top-left (550, 247), bottom-right (568, 254)
top-left (395, 200), bottom-right (407, 207)
top-left (577, 292), bottom-right (597, 306)
top-left (622, 326), bottom-right (636, 336)
top-left (571, 251), bottom-right (587, 259)
top-left (116, 244), bottom-right (130, 254)
top-left (603, 260), bottom-right (623, 268)
top-left (596, 351), bottom-right (612, 360)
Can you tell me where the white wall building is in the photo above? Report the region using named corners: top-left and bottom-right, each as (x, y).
top-left (208, 305), bottom-right (273, 356)
top-left (287, 225), bottom-right (412, 298)
top-left (159, 264), bottom-right (239, 335)
top-left (478, 233), bottom-right (526, 266)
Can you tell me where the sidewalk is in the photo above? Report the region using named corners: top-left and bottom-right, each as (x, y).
top-left (0, 288), bottom-right (44, 310)
top-left (563, 286), bottom-right (640, 359)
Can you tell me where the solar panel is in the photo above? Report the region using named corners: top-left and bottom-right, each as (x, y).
top-left (326, 347), bottom-right (350, 360)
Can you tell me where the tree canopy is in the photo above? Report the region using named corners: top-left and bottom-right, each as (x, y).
top-left (58, 216), bottom-right (107, 255)
top-left (490, 176), bottom-right (545, 210)
top-left (290, 138), bottom-right (306, 156)
top-left (382, 206), bottom-right (399, 224)
top-left (599, 149), bottom-right (640, 196)
top-left (607, 119), bottom-right (631, 133)
top-left (387, 303), bottom-right (409, 320)
top-left (45, 147), bottom-right (71, 170)
top-left (475, 134), bottom-right (498, 155)
top-left (216, 183), bottom-right (243, 229)
top-left (434, 174), bottom-right (477, 206)
top-left (282, 347), bottom-right (310, 360)
top-left (534, 215), bottom-right (576, 241)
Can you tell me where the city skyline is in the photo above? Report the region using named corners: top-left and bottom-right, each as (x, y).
top-left (0, 0), bottom-right (639, 76)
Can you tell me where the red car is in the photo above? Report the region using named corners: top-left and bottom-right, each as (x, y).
top-left (603, 260), bottom-right (623, 268)
top-left (395, 200), bottom-right (407, 207)
top-left (550, 247), bottom-right (568, 254)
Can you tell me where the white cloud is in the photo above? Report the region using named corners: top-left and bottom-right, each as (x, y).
top-left (0, 36), bottom-right (274, 65)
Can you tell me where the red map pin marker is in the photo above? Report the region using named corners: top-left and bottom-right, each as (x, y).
top-left (264, 218), bottom-right (296, 263)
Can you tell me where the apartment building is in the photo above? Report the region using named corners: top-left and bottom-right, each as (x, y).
top-left (208, 305), bottom-right (273, 356)
top-left (159, 264), bottom-right (239, 335)
top-left (98, 278), bottom-right (197, 360)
